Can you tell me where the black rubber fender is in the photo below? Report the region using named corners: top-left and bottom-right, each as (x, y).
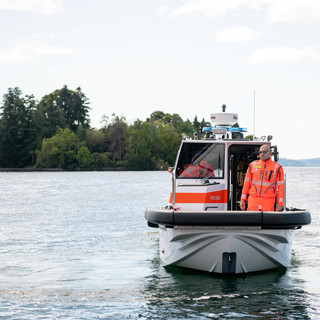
top-left (145, 207), bottom-right (174, 227)
top-left (145, 207), bottom-right (311, 229)
top-left (173, 210), bottom-right (262, 226)
top-left (262, 210), bottom-right (311, 229)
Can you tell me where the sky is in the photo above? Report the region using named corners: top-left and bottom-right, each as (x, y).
top-left (0, 0), bottom-right (320, 160)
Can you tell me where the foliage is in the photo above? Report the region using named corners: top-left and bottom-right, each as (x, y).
top-left (77, 146), bottom-right (91, 168)
top-left (125, 115), bottom-right (184, 170)
top-left (59, 85), bottom-right (90, 132)
top-left (125, 120), bottom-right (153, 170)
top-left (0, 86), bottom-right (211, 170)
top-left (90, 152), bottom-right (110, 169)
top-left (245, 135), bottom-right (258, 141)
top-left (152, 121), bottom-right (181, 169)
top-left (103, 114), bottom-right (128, 162)
top-left (36, 128), bottom-right (80, 169)
top-left (0, 88), bottom-right (37, 167)
top-left (33, 85), bottom-right (90, 144)
top-left (81, 128), bottom-right (107, 154)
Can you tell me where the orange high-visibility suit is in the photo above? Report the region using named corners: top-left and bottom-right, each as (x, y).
top-left (240, 158), bottom-right (284, 211)
top-left (179, 160), bottom-right (214, 178)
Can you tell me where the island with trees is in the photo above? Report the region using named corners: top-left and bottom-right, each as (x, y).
top-left (1, 86), bottom-right (318, 170)
top-left (0, 86), bottom-right (211, 170)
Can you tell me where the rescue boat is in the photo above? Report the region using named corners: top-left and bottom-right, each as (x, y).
top-left (145, 106), bottom-right (311, 274)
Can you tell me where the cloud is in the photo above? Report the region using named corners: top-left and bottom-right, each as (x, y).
top-left (247, 46), bottom-right (320, 63)
top-left (162, 0), bottom-right (320, 24)
top-left (0, 0), bottom-right (62, 15)
top-left (162, 0), bottom-right (250, 19)
top-left (216, 27), bottom-right (261, 43)
top-left (265, 0), bottom-right (320, 24)
top-left (159, 5), bottom-right (170, 16)
top-left (0, 40), bottom-right (76, 65)
top-left (34, 45), bottom-right (75, 56)
top-left (32, 30), bottom-right (78, 40)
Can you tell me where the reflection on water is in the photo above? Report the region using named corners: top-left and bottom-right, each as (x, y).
top-left (142, 256), bottom-right (312, 320)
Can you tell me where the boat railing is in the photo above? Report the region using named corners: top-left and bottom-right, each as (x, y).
top-left (284, 171), bottom-right (287, 211)
top-left (172, 168), bottom-right (177, 210)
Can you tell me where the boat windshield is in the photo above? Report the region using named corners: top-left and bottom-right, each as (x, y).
top-left (176, 143), bottom-right (224, 179)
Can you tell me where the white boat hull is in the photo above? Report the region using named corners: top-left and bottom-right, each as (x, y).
top-left (159, 226), bottom-right (292, 274)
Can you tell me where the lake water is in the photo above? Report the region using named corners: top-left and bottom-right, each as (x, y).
top-left (0, 168), bottom-right (319, 319)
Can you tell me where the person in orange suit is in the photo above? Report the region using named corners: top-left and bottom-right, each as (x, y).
top-left (179, 152), bottom-right (214, 178)
top-left (240, 144), bottom-right (284, 212)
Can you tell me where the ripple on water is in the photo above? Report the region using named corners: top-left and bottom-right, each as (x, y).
top-left (0, 170), bottom-right (318, 319)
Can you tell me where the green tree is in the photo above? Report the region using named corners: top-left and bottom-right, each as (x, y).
top-left (0, 87), bottom-right (37, 167)
top-left (125, 120), bottom-right (153, 170)
top-left (125, 111), bottom-right (185, 170)
top-left (81, 128), bottom-right (107, 154)
top-left (174, 118), bottom-right (193, 137)
top-left (34, 91), bottom-right (67, 144)
top-left (199, 118), bottom-right (211, 131)
top-left (245, 135), bottom-right (255, 140)
top-left (90, 152), bottom-right (110, 169)
top-left (104, 114), bottom-right (128, 163)
top-left (153, 122), bottom-right (181, 168)
top-left (60, 86), bottom-right (90, 132)
top-left (36, 128), bottom-right (80, 169)
top-left (148, 110), bottom-right (173, 125)
top-left (34, 85), bottom-right (90, 138)
top-left (77, 146), bottom-right (91, 168)
top-left (171, 113), bottom-right (183, 129)
top-left (193, 115), bottom-right (201, 133)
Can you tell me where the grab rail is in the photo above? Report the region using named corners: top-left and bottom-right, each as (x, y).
top-left (172, 168), bottom-right (177, 210)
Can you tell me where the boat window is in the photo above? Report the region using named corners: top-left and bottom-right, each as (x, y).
top-left (176, 143), bottom-right (224, 179)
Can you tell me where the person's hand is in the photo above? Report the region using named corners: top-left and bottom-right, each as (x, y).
top-left (240, 201), bottom-right (246, 211)
top-left (276, 204), bottom-right (284, 211)
top-left (167, 167), bottom-right (173, 174)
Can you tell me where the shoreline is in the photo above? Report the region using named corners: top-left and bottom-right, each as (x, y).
top-left (0, 167), bottom-right (129, 172)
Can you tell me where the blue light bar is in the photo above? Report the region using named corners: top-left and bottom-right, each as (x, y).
top-left (202, 127), bottom-right (247, 132)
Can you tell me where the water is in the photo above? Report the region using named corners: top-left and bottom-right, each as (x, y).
top-left (0, 168), bottom-right (319, 319)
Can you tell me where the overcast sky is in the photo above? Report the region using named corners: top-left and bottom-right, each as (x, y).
top-left (1, 0), bottom-right (319, 159)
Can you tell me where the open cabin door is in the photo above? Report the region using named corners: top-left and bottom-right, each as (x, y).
top-left (271, 145), bottom-right (279, 162)
top-left (228, 144), bottom-right (262, 210)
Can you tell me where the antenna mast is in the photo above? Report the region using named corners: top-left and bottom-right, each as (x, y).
top-left (253, 91), bottom-right (255, 140)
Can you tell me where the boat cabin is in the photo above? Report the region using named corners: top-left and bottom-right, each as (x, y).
top-left (170, 108), bottom-right (279, 211)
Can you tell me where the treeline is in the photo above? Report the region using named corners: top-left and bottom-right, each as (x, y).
top-left (0, 86), bottom-right (210, 170)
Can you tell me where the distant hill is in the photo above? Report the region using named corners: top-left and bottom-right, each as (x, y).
top-left (278, 158), bottom-right (320, 167)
